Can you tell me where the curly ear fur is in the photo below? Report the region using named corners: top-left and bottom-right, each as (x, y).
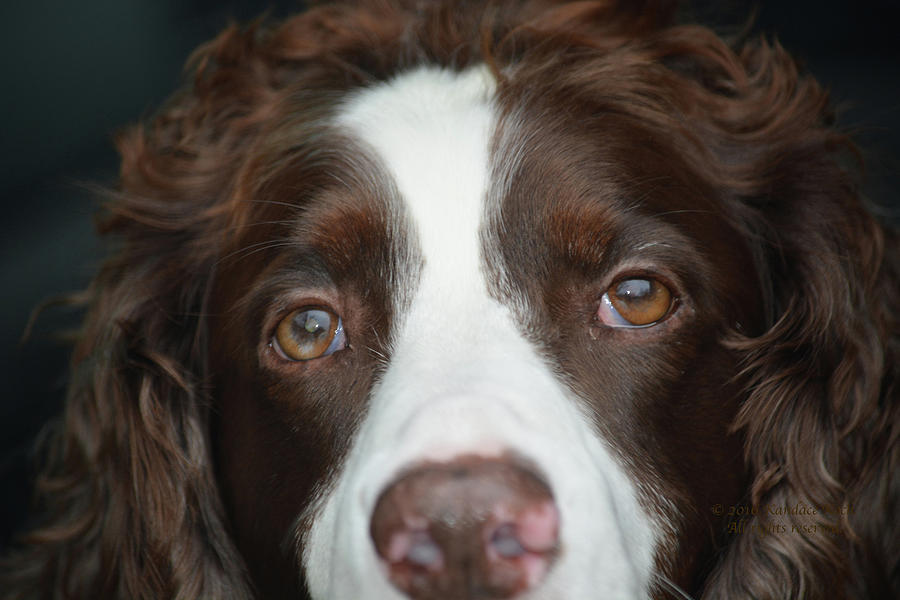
top-left (714, 145), bottom-right (900, 597)
top-left (663, 31), bottom-right (900, 600)
top-left (0, 21), bottom-right (283, 600)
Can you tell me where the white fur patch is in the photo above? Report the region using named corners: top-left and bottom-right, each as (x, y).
top-left (302, 66), bottom-right (657, 599)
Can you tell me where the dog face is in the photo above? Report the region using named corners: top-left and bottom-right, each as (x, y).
top-left (6, 2), bottom-right (896, 600)
top-left (208, 64), bottom-right (763, 598)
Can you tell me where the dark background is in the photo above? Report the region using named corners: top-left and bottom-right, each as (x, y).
top-left (1, 0), bottom-right (898, 548)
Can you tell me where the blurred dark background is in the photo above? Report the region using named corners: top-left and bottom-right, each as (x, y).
top-left (1, 0), bottom-right (898, 549)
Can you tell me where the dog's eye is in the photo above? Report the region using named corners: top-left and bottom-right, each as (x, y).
top-left (273, 308), bottom-right (346, 361)
top-left (598, 278), bottom-right (674, 328)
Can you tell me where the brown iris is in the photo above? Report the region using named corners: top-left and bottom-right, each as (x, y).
top-left (274, 308), bottom-right (344, 361)
top-left (603, 278), bottom-right (674, 327)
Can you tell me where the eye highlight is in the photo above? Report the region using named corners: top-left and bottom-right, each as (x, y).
top-left (597, 278), bottom-right (674, 328)
top-left (273, 307), bottom-right (346, 361)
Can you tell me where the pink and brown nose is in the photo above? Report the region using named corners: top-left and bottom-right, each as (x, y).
top-left (369, 456), bottom-right (560, 599)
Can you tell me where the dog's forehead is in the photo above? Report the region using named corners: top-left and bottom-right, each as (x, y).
top-left (334, 66), bottom-right (500, 330)
top-left (335, 65), bottom-right (496, 268)
top-left (330, 65), bottom-right (698, 304)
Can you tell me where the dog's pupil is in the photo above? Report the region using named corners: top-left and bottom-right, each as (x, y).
top-left (300, 312), bottom-right (325, 336)
top-left (304, 317), bottom-right (319, 333)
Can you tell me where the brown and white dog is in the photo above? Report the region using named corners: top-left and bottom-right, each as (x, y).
top-left (3, 1), bottom-right (898, 599)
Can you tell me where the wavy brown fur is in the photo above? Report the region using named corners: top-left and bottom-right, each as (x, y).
top-left (2, 1), bottom-right (897, 598)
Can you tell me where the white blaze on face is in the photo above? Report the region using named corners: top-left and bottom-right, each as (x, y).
top-left (302, 66), bottom-right (657, 599)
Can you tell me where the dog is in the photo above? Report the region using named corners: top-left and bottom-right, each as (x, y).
top-left (3, 1), bottom-right (897, 599)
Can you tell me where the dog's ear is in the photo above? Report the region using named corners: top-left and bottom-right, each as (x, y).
top-left (0, 23), bottom-right (283, 600)
top-left (690, 37), bottom-right (900, 600)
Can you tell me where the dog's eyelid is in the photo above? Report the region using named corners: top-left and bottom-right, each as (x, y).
top-left (261, 288), bottom-right (342, 331)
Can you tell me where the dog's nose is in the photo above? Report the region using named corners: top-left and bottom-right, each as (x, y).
top-left (369, 456), bottom-right (560, 599)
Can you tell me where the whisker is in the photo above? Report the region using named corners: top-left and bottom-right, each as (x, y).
top-left (651, 572), bottom-right (697, 600)
top-left (215, 239), bottom-right (296, 267)
top-left (237, 198), bottom-right (303, 211)
top-left (365, 345), bottom-right (389, 365)
top-left (366, 326), bottom-right (391, 366)
top-left (648, 208), bottom-right (716, 219)
top-left (231, 219), bottom-right (296, 231)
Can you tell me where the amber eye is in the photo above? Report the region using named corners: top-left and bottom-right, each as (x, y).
top-left (597, 278), bottom-right (674, 328)
top-left (273, 308), bottom-right (346, 361)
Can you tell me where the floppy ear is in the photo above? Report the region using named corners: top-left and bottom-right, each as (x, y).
top-left (0, 23), bottom-right (286, 599)
top-left (690, 37), bottom-right (900, 600)
top-left (712, 161), bottom-right (899, 599)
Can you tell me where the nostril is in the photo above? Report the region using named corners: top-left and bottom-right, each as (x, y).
top-left (489, 523), bottom-right (526, 558)
top-left (389, 529), bottom-right (443, 569)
